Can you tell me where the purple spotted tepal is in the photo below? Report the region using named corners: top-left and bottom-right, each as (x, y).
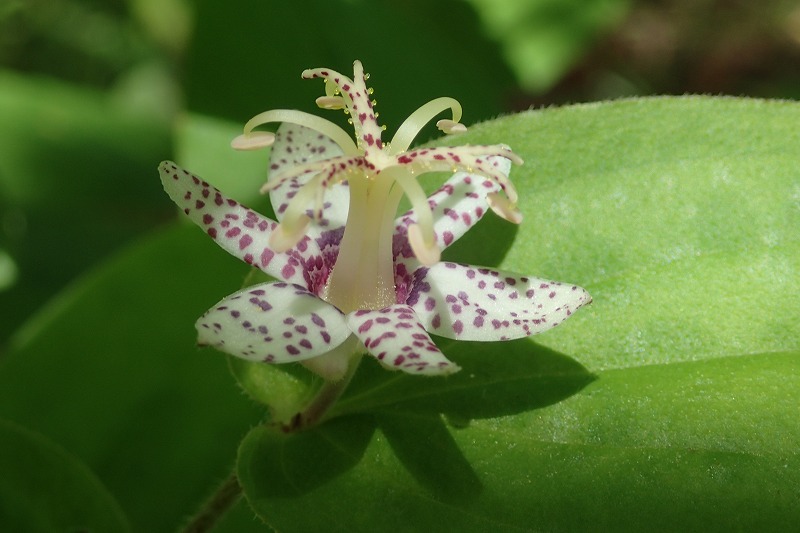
top-left (159, 60), bottom-right (590, 380)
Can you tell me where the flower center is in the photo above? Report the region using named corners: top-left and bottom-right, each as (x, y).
top-left (323, 174), bottom-right (401, 313)
top-left (230, 60), bottom-right (523, 313)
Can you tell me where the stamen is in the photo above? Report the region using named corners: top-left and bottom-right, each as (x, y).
top-left (407, 223), bottom-right (441, 266)
top-left (303, 67), bottom-right (354, 98)
top-left (259, 155), bottom-right (352, 194)
top-left (324, 79), bottom-right (342, 98)
top-left (395, 146), bottom-right (521, 205)
top-left (269, 215), bottom-right (311, 252)
top-left (486, 192), bottom-right (523, 224)
top-left (316, 96), bottom-right (345, 110)
top-left (230, 131), bottom-right (275, 151)
top-left (436, 119), bottom-right (467, 134)
top-left (242, 109), bottom-right (359, 155)
top-left (383, 166), bottom-right (439, 265)
top-left (389, 97), bottom-right (463, 155)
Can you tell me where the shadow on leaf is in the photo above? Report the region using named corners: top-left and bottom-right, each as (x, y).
top-left (297, 339), bottom-right (594, 505)
top-left (442, 211), bottom-right (518, 268)
top-left (338, 338), bottom-right (595, 421)
top-left (237, 414), bottom-right (375, 499)
top-left (238, 342), bottom-right (593, 507)
top-left (377, 411), bottom-right (483, 504)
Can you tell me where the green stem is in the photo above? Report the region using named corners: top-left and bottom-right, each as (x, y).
top-left (181, 472), bottom-right (241, 533)
top-left (181, 355), bottom-right (360, 531)
top-left (295, 353), bottom-right (362, 430)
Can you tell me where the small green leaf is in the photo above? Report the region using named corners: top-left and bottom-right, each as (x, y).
top-left (0, 420), bottom-right (130, 533)
top-left (228, 357), bottom-right (317, 423)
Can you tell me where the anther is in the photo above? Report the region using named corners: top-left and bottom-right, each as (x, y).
top-left (486, 192), bottom-right (523, 224)
top-left (316, 96), bottom-right (345, 110)
top-left (407, 224), bottom-right (441, 266)
top-left (436, 119), bottom-right (467, 134)
top-left (268, 216), bottom-right (311, 252)
top-left (230, 131), bottom-right (275, 151)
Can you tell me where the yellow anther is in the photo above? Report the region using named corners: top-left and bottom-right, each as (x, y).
top-left (487, 192), bottom-right (523, 224)
top-left (436, 119), bottom-right (468, 135)
top-left (316, 96), bottom-right (345, 110)
top-left (230, 131), bottom-right (275, 151)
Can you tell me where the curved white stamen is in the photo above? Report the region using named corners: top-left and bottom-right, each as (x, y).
top-left (436, 119), bottom-right (467, 134)
top-left (487, 192), bottom-right (523, 224)
top-left (383, 166), bottom-right (439, 263)
top-left (407, 223), bottom-right (441, 266)
top-left (269, 215), bottom-right (311, 252)
top-left (398, 149), bottom-right (521, 204)
top-left (389, 97), bottom-right (463, 155)
top-left (242, 109), bottom-right (359, 155)
top-left (231, 131), bottom-right (275, 151)
top-left (277, 171), bottom-right (330, 227)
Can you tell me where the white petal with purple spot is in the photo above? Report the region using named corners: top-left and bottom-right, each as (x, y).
top-left (158, 161), bottom-right (321, 287)
top-left (196, 282), bottom-right (351, 363)
top-left (407, 262), bottom-right (592, 341)
top-left (346, 305), bottom-right (460, 375)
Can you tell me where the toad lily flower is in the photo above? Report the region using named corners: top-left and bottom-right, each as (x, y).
top-left (159, 60), bottom-right (590, 380)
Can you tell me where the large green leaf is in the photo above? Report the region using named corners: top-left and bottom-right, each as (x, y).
top-left (242, 352), bottom-right (800, 532)
top-left (482, 96), bottom-right (800, 368)
top-left (0, 420), bottom-right (130, 533)
top-left (0, 225), bottom-right (264, 532)
top-left (238, 97), bottom-right (800, 530)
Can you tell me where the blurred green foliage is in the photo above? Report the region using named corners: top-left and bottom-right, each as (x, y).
top-left (2, 0), bottom-right (798, 340)
top-left (0, 0), bottom-right (798, 531)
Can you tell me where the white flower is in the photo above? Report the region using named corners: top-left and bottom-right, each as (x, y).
top-left (159, 61), bottom-right (590, 380)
